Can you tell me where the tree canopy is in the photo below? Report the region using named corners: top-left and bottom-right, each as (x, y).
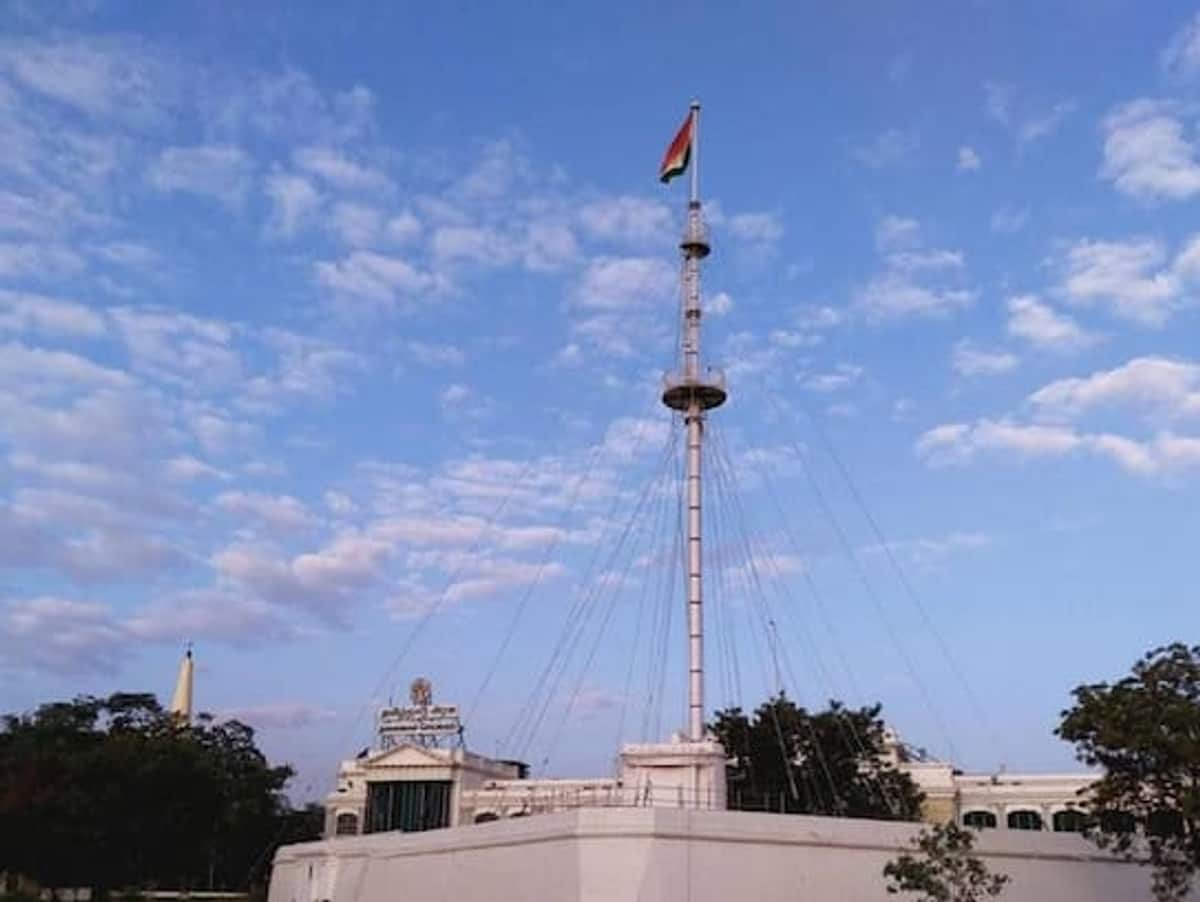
top-left (0, 692), bottom-right (320, 895)
top-left (1057, 642), bottom-right (1200, 902)
top-left (883, 822), bottom-right (1010, 901)
top-left (710, 694), bottom-right (924, 820)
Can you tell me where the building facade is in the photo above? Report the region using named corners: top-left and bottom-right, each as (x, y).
top-left (323, 687), bottom-right (1093, 839)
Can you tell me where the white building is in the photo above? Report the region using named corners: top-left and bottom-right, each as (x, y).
top-left (323, 681), bottom-right (1092, 839)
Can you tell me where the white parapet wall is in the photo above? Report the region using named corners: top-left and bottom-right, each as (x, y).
top-left (270, 807), bottom-right (1193, 902)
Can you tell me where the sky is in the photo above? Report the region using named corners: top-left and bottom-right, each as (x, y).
top-left (3, 0), bottom-right (1200, 800)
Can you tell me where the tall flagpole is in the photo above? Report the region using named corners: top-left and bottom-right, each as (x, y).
top-left (663, 99), bottom-right (726, 744)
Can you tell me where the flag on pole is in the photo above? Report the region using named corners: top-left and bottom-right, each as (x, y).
top-left (659, 110), bottom-right (694, 184)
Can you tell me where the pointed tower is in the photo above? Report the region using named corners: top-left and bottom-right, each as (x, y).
top-left (169, 645), bottom-right (194, 723)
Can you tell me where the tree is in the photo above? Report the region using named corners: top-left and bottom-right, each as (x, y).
top-left (710, 693), bottom-right (924, 820)
top-left (1056, 642), bottom-right (1200, 902)
top-left (883, 822), bottom-right (1010, 901)
top-left (0, 692), bottom-right (314, 896)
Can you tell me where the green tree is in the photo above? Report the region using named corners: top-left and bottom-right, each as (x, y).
top-left (1057, 643), bottom-right (1200, 902)
top-left (710, 693), bottom-right (924, 820)
top-left (883, 822), bottom-right (1010, 901)
top-left (0, 692), bottom-right (312, 896)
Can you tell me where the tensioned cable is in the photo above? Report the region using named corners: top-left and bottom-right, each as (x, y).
top-left (334, 452), bottom-right (549, 759)
top-left (789, 399), bottom-right (1007, 766)
top-left (758, 395), bottom-right (962, 765)
top-left (465, 394), bottom-right (667, 728)
top-left (708, 429), bottom-right (843, 815)
top-left (520, 435), bottom-right (676, 766)
top-left (714, 426), bottom-right (903, 816)
top-left (507, 425), bottom-right (679, 760)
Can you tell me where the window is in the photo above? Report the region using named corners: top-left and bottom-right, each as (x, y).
top-left (1052, 809), bottom-right (1087, 833)
top-left (1007, 809), bottom-right (1043, 830)
top-left (335, 812), bottom-right (359, 836)
top-left (962, 810), bottom-right (997, 829)
top-left (474, 812), bottom-right (500, 823)
top-left (365, 781), bottom-right (453, 834)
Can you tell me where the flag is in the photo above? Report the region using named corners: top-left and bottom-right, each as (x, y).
top-left (659, 110), bottom-right (694, 184)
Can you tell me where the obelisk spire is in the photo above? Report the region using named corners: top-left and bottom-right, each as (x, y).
top-left (169, 644), bottom-right (194, 723)
top-left (661, 99), bottom-right (727, 743)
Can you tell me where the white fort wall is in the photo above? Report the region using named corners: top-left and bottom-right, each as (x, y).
top-left (270, 807), bottom-right (1192, 902)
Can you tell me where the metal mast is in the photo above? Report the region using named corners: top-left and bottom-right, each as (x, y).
top-left (661, 100), bottom-right (727, 743)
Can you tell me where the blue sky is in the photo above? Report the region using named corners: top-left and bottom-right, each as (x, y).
top-left (3, 0), bottom-right (1200, 798)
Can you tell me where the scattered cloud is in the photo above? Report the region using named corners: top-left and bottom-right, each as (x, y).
top-left (1162, 11), bottom-right (1200, 81)
top-left (952, 340), bottom-right (1019, 377)
top-left (1028, 356), bottom-right (1200, 423)
top-left (148, 145), bottom-right (254, 209)
top-left (957, 146), bottom-right (981, 171)
top-left (852, 128), bottom-right (919, 168)
top-left (1054, 235), bottom-right (1198, 327)
top-left (1100, 100), bottom-right (1200, 202)
top-left (1006, 295), bottom-right (1097, 352)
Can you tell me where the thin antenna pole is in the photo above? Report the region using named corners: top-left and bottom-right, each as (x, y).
top-left (689, 99), bottom-right (700, 206)
top-left (662, 98), bottom-right (725, 745)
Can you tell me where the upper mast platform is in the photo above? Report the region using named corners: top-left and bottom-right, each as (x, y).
top-left (661, 370), bottom-right (727, 412)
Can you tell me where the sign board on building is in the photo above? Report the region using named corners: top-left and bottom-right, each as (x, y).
top-left (377, 704), bottom-right (462, 747)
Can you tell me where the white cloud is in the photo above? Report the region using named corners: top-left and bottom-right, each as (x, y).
top-left (165, 455), bottom-right (228, 482)
top-left (0, 242), bottom-right (84, 279)
top-left (0, 290), bottom-right (105, 337)
top-left (0, 36), bottom-right (168, 122)
top-left (330, 202), bottom-right (383, 247)
top-left (802, 363), bottom-right (863, 393)
top-left (885, 250), bottom-right (964, 271)
top-left (1028, 356), bottom-right (1200, 422)
top-left (407, 340), bottom-right (465, 367)
top-left (952, 340), bottom-right (1019, 377)
top-left (148, 145), bottom-right (254, 208)
top-left (385, 211), bottom-right (421, 245)
top-left (578, 196), bottom-right (672, 244)
top-left (916, 418), bottom-right (1200, 477)
top-left (856, 274), bottom-right (974, 321)
top-left (875, 215), bottom-right (921, 251)
top-left (728, 211), bottom-right (783, 247)
top-left (0, 596), bottom-right (128, 674)
top-left (264, 172), bottom-right (321, 238)
top-left (852, 128), bottom-right (918, 167)
top-left (1056, 237), bottom-right (1181, 326)
top-left (916, 418), bottom-right (1085, 465)
top-left (216, 491), bottom-right (318, 533)
top-left (1006, 295), bottom-right (1096, 352)
top-left (985, 81), bottom-right (1075, 147)
top-left (957, 146), bottom-right (981, 171)
top-left (707, 291), bottom-right (733, 316)
top-left (314, 251), bottom-right (444, 310)
top-left (440, 383), bottom-right (470, 406)
top-left (574, 256), bottom-right (675, 311)
top-left (1162, 11), bottom-right (1200, 80)
top-left (1100, 100), bottom-right (1200, 202)
top-left (293, 146), bottom-right (392, 192)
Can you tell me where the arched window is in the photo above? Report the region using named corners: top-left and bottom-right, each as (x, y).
top-left (1053, 809), bottom-right (1087, 833)
top-left (962, 810), bottom-right (997, 829)
top-left (1007, 809), bottom-right (1043, 831)
top-left (335, 812), bottom-right (359, 836)
top-left (474, 812), bottom-right (500, 824)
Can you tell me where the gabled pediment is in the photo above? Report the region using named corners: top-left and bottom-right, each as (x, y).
top-left (360, 743), bottom-right (454, 769)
